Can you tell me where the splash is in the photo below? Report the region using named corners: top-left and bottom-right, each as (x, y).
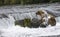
top-left (0, 15), bottom-right (15, 29)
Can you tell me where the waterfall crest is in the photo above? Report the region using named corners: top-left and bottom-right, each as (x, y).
top-left (0, 15), bottom-right (15, 29)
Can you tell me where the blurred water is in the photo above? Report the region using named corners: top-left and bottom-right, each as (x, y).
top-left (1, 3), bottom-right (59, 20)
top-left (0, 15), bottom-right (15, 29)
top-left (0, 3), bottom-right (60, 37)
top-left (0, 2), bottom-right (60, 29)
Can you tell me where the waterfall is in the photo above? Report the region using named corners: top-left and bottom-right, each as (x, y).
top-left (0, 3), bottom-right (60, 37)
top-left (56, 17), bottom-right (60, 23)
top-left (0, 15), bottom-right (15, 29)
top-left (10, 12), bottom-right (37, 20)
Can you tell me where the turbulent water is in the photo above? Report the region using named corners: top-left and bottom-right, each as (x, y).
top-left (0, 3), bottom-right (60, 37)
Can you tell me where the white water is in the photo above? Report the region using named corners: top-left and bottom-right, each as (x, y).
top-left (0, 3), bottom-right (60, 37)
top-left (0, 15), bottom-right (15, 29)
top-left (1, 20), bottom-right (60, 37)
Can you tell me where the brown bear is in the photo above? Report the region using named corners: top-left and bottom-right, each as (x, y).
top-left (48, 14), bottom-right (56, 26)
top-left (36, 10), bottom-right (56, 27)
top-left (36, 10), bottom-right (45, 18)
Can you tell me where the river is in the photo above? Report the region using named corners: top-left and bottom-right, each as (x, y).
top-left (0, 3), bottom-right (60, 37)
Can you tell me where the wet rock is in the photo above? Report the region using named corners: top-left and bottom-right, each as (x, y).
top-left (40, 23), bottom-right (48, 28)
top-left (30, 18), bottom-right (41, 28)
top-left (15, 18), bottom-right (41, 28)
top-left (23, 18), bottom-right (31, 27)
top-left (15, 17), bottom-right (49, 28)
top-left (30, 22), bottom-right (40, 28)
top-left (15, 20), bottom-right (24, 27)
top-left (40, 25), bottom-right (47, 28)
top-left (0, 14), bottom-right (8, 18)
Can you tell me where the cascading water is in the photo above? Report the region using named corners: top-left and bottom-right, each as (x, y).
top-left (0, 15), bottom-right (15, 29)
top-left (0, 3), bottom-right (60, 37)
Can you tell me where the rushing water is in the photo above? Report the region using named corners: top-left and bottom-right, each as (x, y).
top-left (0, 3), bottom-right (60, 37)
top-left (0, 15), bottom-right (15, 29)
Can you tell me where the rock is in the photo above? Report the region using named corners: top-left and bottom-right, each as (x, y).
top-left (30, 18), bottom-right (41, 28)
top-left (0, 14), bottom-right (8, 18)
top-left (15, 20), bottom-right (24, 27)
top-left (15, 18), bottom-right (41, 28)
top-left (40, 24), bottom-right (47, 28)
